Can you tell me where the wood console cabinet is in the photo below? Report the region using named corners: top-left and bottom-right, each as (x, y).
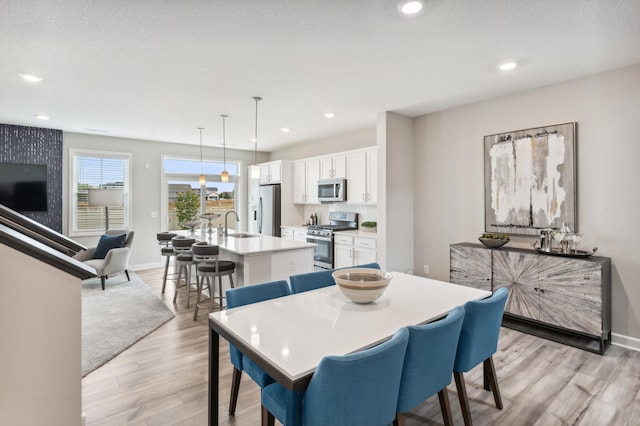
top-left (450, 243), bottom-right (611, 354)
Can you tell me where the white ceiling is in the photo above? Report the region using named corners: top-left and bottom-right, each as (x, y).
top-left (1, 0), bottom-right (639, 152)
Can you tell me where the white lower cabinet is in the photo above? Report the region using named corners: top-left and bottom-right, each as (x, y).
top-left (334, 234), bottom-right (377, 268)
top-left (281, 227), bottom-right (309, 242)
top-left (281, 228), bottom-right (294, 240)
top-left (293, 229), bottom-right (308, 242)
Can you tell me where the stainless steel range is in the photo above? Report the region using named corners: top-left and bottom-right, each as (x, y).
top-left (306, 211), bottom-right (358, 270)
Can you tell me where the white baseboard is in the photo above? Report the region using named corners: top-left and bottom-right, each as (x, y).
top-left (611, 332), bottom-right (640, 352)
top-left (130, 262), bottom-right (164, 271)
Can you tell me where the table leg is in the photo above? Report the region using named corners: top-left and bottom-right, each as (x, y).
top-left (209, 327), bottom-right (220, 426)
top-left (285, 388), bottom-right (303, 426)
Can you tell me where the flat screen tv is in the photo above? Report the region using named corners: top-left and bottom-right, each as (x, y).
top-left (0, 163), bottom-right (48, 212)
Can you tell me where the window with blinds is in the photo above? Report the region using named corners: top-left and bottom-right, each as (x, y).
top-left (70, 150), bottom-right (131, 234)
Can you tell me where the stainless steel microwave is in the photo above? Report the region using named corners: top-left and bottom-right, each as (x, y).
top-left (318, 178), bottom-right (346, 202)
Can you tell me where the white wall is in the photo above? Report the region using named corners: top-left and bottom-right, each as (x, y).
top-left (0, 244), bottom-right (82, 426)
top-left (63, 132), bottom-right (269, 268)
top-left (378, 112), bottom-right (414, 273)
top-left (272, 127), bottom-right (376, 161)
top-left (412, 63), bottom-right (640, 342)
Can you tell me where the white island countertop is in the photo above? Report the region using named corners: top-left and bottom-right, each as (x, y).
top-left (176, 230), bottom-right (315, 256)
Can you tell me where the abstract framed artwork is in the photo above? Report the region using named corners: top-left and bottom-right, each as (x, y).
top-left (484, 122), bottom-right (577, 236)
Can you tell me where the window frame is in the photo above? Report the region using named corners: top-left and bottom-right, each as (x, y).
top-left (160, 155), bottom-right (242, 232)
top-left (69, 148), bottom-right (132, 237)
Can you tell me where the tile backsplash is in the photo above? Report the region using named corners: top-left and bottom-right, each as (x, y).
top-left (302, 203), bottom-right (376, 227)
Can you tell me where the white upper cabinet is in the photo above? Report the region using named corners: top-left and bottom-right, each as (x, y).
top-left (319, 154), bottom-right (346, 180)
top-left (366, 149), bottom-right (377, 204)
top-left (293, 159), bottom-right (320, 204)
top-left (259, 161), bottom-right (282, 184)
top-left (290, 146), bottom-right (375, 205)
top-left (306, 160), bottom-right (320, 204)
top-left (292, 161), bottom-right (305, 204)
top-left (346, 147), bottom-right (377, 205)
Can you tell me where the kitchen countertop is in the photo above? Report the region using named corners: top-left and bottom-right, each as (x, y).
top-left (281, 225), bottom-right (377, 239)
top-left (336, 229), bottom-right (378, 238)
top-left (175, 230), bottom-right (315, 256)
top-left (281, 224), bottom-right (310, 229)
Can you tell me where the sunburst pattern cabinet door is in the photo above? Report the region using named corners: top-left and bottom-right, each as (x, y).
top-left (450, 244), bottom-right (492, 290)
top-left (492, 250), bottom-right (540, 320)
top-left (538, 257), bottom-right (603, 335)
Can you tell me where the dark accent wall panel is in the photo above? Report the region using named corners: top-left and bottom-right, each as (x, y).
top-left (0, 124), bottom-right (63, 232)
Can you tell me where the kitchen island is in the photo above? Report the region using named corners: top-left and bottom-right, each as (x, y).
top-left (176, 230), bottom-right (315, 286)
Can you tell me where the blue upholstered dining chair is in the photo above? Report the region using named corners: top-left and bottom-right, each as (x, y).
top-left (261, 327), bottom-right (409, 426)
top-left (395, 306), bottom-right (465, 426)
top-left (453, 287), bottom-right (509, 426)
top-left (289, 262), bottom-right (381, 294)
top-left (225, 280), bottom-right (292, 415)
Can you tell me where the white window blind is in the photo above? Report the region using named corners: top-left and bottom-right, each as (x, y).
top-left (70, 150), bottom-right (131, 234)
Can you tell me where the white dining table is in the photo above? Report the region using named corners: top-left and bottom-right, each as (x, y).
top-left (207, 272), bottom-right (491, 425)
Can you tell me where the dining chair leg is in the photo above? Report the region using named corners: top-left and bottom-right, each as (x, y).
top-left (393, 413), bottom-right (405, 426)
top-left (100, 276), bottom-right (106, 290)
top-left (454, 371), bottom-right (473, 426)
top-left (438, 388), bottom-right (454, 426)
top-left (261, 405), bottom-right (275, 426)
top-left (161, 255), bottom-right (170, 293)
top-left (484, 356), bottom-right (503, 409)
top-left (229, 366), bottom-right (242, 415)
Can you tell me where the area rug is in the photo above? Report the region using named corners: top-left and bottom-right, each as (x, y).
top-left (82, 272), bottom-right (175, 376)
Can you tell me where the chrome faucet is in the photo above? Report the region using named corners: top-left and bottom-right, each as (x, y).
top-left (224, 210), bottom-right (239, 236)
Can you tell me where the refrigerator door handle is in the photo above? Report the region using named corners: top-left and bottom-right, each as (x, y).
top-left (258, 197), bottom-right (263, 234)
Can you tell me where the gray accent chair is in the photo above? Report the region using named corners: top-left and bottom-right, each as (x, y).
top-left (75, 230), bottom-right (135, 290)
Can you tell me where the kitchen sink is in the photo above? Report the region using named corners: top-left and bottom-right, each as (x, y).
top-left (227, 233), bottom-right (260, 238)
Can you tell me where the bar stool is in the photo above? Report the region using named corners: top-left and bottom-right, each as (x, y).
top-left (157, 232), bottom-right (177, 294)
top-left (191, 243), bottom-right (236, 320)
top-left (171, 236), bottom-right (197, 307)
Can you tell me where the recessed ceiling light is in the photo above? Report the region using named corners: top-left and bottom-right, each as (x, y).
top-left (20, 73), bottom-right (44, 82)
top-left (36, 115), bottom-right (50, 120)
top-left (281, 127), bottom-right (290, 133)
top-left (324, 112), bottom-right (335, 118)
top-left (498, 62), bottom-right (518, 71)
top-left (398, 1), bottom-right (423, 15)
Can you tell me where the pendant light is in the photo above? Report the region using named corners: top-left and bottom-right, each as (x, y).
top-left (198, 127), bottom-right (206, 186)
top-left (248, 96), bottom-right (262, 179)
top-left (220, 114), bottom-right (229, 182)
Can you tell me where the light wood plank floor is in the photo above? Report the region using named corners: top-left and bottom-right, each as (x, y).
top-left (82, 267), bottom-right (640, 425)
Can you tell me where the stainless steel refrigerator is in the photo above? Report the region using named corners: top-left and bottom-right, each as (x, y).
top-left (258, 184), bottom-right (281, 237)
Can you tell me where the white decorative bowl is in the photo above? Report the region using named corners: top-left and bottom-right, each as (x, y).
top-left (332, 268), bottom-right (392, 304)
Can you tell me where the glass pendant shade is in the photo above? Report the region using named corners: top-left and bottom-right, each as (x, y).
top-left (199, 174), bottom-right (206, 186)
top-left (221, 170), bottom-right (229, 182)
top-left (249, 164), bottom-right (260, 179)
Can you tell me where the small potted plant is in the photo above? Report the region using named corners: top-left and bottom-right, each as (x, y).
top-left (361, 221), bottom-right (377, 233)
